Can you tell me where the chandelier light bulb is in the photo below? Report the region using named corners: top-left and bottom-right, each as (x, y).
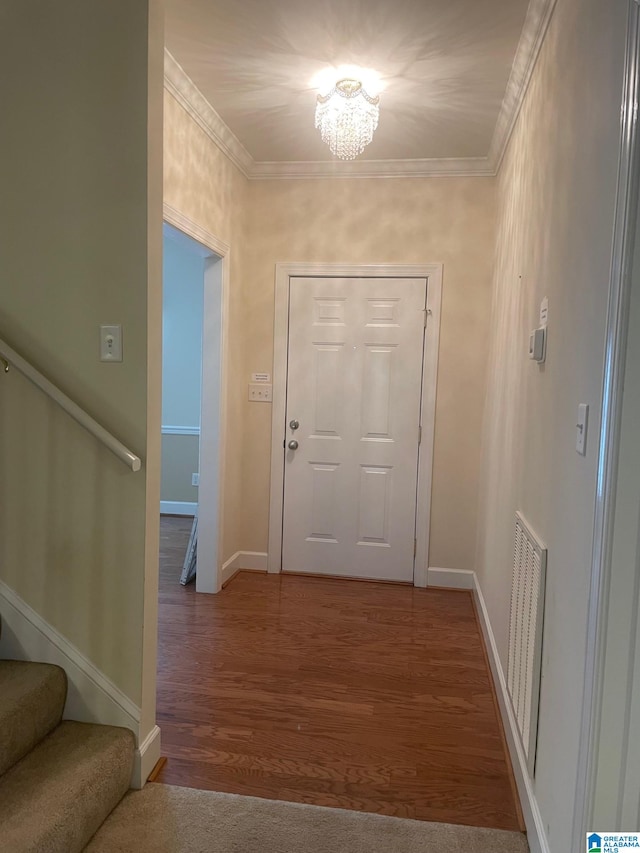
top-left (315, 78), bottom-right (380, 161)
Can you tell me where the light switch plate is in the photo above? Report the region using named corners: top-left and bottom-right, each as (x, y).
top-left (576, 403), bottom-right (589, 455)
top-left (249, 383), bottom-right (272, 402)
top-left (100, 324), bottom-right (122, 362)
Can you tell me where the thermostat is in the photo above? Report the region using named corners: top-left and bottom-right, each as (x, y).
top-left (529, 327), bottom-right (546, 363)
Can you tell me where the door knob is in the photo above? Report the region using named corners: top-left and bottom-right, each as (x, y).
top-left (289, 419), bottom-right (300, 430)
top-left (288, 440), bottom-right (299, 450)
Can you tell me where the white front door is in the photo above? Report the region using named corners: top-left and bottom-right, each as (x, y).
top-left (281, 276), bottom-right (427, 582)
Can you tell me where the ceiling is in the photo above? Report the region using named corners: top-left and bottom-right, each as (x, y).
top-left (163, 0), bottom-right (549, 176)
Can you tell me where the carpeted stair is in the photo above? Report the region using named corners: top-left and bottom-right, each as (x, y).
top-left (0, 659), bottom-right (135, 853)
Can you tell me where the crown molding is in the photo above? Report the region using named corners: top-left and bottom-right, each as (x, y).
top-left (250, 157), bottom-right (494, 180)
top-left (164, 0), bottom-right (557, 181)
top-left (487, 0), bottom-right (558, 172)
top-left (164, 50), bottom-right (253, 178)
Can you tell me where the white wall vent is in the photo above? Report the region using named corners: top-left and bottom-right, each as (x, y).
top-left (508, 511), bottom-right (547, 775)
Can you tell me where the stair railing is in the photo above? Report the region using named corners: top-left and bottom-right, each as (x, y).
top-left (0, 337), bottom-right (141, 472)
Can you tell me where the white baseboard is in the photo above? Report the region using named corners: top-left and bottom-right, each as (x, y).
top-left (160, 500), bottom-right (197, 516)
top-left (221, 551), bottom-right (268, 586)
top-left (132, 724), bottom-right (161, 789)
top-left (426, 567), bottom-right (475, 589)
top-left (472, 574), bottom-right (550, 853)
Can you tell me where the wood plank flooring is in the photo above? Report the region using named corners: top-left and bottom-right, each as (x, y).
top-left (156, 516), bottom-right (524, 832)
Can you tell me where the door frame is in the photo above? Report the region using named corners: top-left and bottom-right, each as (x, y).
top-left (163, 203), bottom-right (231, 593)
top-left (572, 0), bottom-right (640, 842)
top-left (267, 263), bottom-right (443, 584)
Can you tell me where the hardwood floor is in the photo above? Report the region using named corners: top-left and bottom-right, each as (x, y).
top-left (156, 516), bottom-right (524, 832)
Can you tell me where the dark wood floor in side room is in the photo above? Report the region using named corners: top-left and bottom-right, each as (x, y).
top-left (156, 516), bottom-right (524, 832)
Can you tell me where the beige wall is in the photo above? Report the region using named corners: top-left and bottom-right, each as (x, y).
top-left (243, 178), bottom-right (496, 569)
top-left (161, 434), bottom-right (199, 503)
top-left (0, 0), bottom-right (162, 716)
top-left (475, 0), bottom-right (626, 848)
top-left (163, 92), bottom-right (248, 560)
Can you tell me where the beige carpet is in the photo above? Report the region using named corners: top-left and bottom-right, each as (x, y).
top-left (85, 783), bottom-right (529, 852)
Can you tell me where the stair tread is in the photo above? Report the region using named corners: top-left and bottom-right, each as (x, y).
top-left (0, 660), bottom-right (67, 777)
top-left (0, 720), bottom-right (135, 853)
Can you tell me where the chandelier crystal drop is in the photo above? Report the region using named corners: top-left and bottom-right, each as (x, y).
top-left (315, 79), bottom-right (380, 160)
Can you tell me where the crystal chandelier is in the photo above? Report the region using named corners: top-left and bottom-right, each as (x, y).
top-left (315, 79), bottom-right (380, 160)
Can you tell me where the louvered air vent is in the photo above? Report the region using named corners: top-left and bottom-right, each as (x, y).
top-left (507, 511), bottom-right (547, 775)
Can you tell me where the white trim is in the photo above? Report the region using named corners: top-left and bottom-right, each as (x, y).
top-left (0, 581), bottom-right (141, 732)
top-left (164, 51), bottom-right (253, 179)
top-left (160, 500), bottom-right (197, 516)
top-left (574, 1), bottom-right (640, 842)
top-left (0, 337), bottom-right (141, 472)
top-left (163, 203), bottom-right (230, 258)
top-left (161, 425), bottom-right (200, 436)
top-left (268, 263), bottom-right (442, 584)
top-left (413, 564), bottom-right (429, 588)
top-left (472, 574), bottom-right (550, 853)
top-left (163, 222), bottom-right (212, 258)
top-left (487, 0), bottom-right (558, 173)
top-left (414, 268), bottom-right (442, 585)
top-left (426, 567), bottom-right (475, 590)
top-left (132, 725), bottom-right (161, 790)
top-left (198, 253), bottom-right (225, 593)
top-left (221, 551), bottom-right (269, 586)
top-left (251, 157), bottom-right (494, 180)
top-left (162, 204), bottom-right (231, 595)
top-left (163, 1), bottom-right (557, 182)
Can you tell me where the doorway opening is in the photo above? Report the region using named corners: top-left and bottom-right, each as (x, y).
top-left (161, 223), bottom-right (206, 521)
top-left (160, 209), bottom-right (229, 594)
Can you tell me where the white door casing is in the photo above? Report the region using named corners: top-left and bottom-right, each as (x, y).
top-left (268, 264), bottom-right (442, 586)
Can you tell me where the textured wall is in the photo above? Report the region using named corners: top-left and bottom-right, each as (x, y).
top-left (475, 0), bottom-right (626, 848)
top-left (163, 91), bottom-right (248, 560)
top-left (244, 177), bottom-right (496, 569)
top-left (0, 0), bottom-right (162, 707)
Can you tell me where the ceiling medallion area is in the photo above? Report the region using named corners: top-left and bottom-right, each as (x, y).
top-left (314, 78), bottom-right (380, 161)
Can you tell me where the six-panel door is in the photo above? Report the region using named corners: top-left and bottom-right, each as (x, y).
top-left (282, 277), bottom-right (427, 582)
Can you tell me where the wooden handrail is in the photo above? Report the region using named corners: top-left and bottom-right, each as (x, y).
top-left (0, 337), bottom-right (141, 472)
